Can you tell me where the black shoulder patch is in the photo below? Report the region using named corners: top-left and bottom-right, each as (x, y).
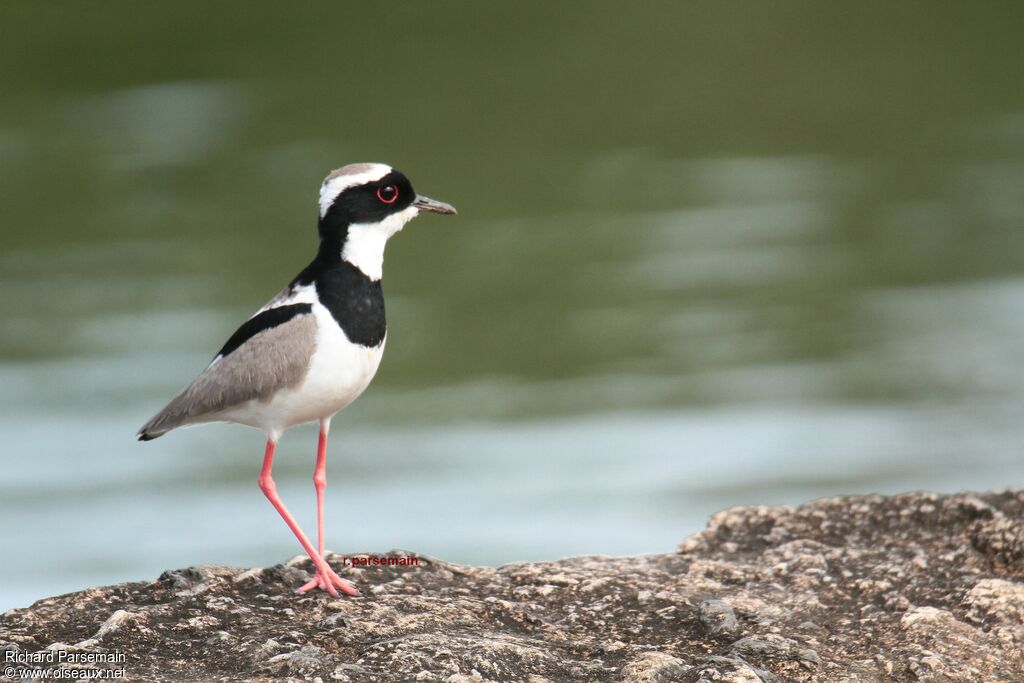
top-left (215, 303), bottom-right (313, 359)
top-left (314, 262), bottom-right (386, 347)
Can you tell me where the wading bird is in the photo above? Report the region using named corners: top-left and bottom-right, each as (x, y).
top-left (138, 163), bottom-right (456, 596)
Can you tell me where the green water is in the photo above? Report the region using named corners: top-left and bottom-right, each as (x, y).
top-left (2, 3), bottom-right (1024, 609)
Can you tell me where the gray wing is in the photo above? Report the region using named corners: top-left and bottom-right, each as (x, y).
top-left (138, 311), bottom-right (317, 440)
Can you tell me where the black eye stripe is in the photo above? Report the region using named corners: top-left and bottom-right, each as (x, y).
top-left (319, 170), bottom-right (414, 232)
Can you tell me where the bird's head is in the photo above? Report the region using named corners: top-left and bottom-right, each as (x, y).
top-left (316, 163), bottom-right (456, 280)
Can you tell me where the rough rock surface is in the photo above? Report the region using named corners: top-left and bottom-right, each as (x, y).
top-left (3, 491), bottom-right (1024, 682)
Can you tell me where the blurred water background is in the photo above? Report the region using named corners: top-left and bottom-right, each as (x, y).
top-left (2, 3), bottom-right (1024, 610)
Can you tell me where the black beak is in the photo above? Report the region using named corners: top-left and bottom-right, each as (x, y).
top-left (413, 195), bottom-right (457, 215)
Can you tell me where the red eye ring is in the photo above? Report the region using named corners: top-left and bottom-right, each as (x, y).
top-left (376, 185), bottom-right (399, 204)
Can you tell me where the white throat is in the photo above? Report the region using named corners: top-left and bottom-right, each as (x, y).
top-left (340, 206), bottom-right (418, 280)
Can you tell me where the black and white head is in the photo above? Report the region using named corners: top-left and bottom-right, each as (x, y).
top-left (317, 163), bottom-right (456, 280)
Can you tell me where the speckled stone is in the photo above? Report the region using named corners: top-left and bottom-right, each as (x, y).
top-left (2, 492), bottom-right (1023, 682)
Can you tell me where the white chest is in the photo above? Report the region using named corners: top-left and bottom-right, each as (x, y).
top-left (304, 301), bottom-right (385, 409)
top-left (240, 303), bottom-right (385, 433)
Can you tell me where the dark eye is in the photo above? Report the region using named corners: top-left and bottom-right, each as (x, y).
top-left (376, 184), bottom-right (398, 204)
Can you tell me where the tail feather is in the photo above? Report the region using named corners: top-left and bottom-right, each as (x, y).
top-left (138, 430), bottom-right (162, 442)
top-left (137, 392), bottom-right (201, 442)
top-left (137, 413), bottom-right (177, 441)
top-left (137, 371), bottom-right (232, 441)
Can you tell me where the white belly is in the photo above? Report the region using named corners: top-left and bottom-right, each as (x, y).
top-left (223, 302), bottom-right (384, 434)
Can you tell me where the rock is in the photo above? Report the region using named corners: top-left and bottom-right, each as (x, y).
top-left (1, 492), bottom-right (1023, 681)
top-left (687, 656), bottom-right (774, 682)
top-left (964, 578), bottom-right (1024, 627)
top-left (317, 612), bottom-right (349, 629)
top-left (262, 644), bottom-right (333, 677)
top-left (620, 652), bottom-right (690, 682)
top-left (698, 599), bottom-right (740, 638)
top-left (730, 635), bottom-right (791, 660)
top-left (92, 609), bottom-right (140, 641)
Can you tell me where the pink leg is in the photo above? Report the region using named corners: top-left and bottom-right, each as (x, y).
top-left (297, 420), bottom-right (351, 594)
top-left (258, 435), bottom-right (357, 597)
top-left (314, 423), bottom-right (328, 557)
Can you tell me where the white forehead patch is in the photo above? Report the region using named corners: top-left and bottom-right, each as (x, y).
top-left (318, 162), bottom-right (392, 218)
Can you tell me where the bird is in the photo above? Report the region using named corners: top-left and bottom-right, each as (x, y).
top-left (138, 163), bottom-right (456, 597)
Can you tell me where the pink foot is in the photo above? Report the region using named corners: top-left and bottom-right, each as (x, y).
top-left (297, 562), bottom-right (359, 597)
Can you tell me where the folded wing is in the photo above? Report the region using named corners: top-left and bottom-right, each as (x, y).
top-left (138, 304), bottom-right (317, 440)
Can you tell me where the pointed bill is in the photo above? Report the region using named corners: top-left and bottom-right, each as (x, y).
top-left (413, 195), bottom-right (457, 215)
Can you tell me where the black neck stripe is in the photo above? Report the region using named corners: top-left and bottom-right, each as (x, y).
top-left (291, 257), bottom-right (386, 348)
top-left (313, 261), bottom-right (386, 347)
